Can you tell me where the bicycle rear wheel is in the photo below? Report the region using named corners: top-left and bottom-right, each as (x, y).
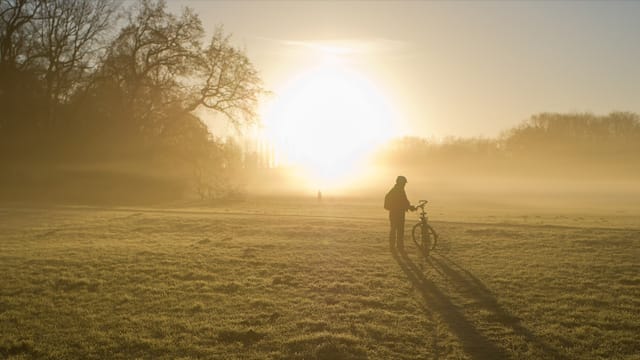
top-left (426, 224), bottom-right (438, 250)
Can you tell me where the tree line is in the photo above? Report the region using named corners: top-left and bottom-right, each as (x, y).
top-left (378, 112), bottom-right (640, 180)
top-left (1, 0), bottom-right (265, 202)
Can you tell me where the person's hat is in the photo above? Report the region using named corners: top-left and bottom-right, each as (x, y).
top-left (396, 175), bottom-right (408, 184)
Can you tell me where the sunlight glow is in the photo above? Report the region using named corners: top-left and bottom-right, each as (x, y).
top-left (262, 62), bottom-right (397, 192)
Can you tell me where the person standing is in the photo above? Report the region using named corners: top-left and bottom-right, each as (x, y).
top-left (384, 176), bottom-right (415, 249)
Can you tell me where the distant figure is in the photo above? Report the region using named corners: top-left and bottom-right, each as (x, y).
top-left (317, 190), bottom-right (322, 202)
top-left (384, 176), bottom-right (415, 249)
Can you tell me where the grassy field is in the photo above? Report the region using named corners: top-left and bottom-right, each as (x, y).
top-left (1, 199), bottom-right (639, 359)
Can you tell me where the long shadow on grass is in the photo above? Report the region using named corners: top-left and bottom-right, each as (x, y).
top-left (429, 254), bottom-right (567, 360)
top-left (392, 247), bottom-right (509, 359)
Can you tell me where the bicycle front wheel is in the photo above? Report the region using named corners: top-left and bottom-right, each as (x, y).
top-left (412, 223), bottom-right (438, 254)
top-left (411, 222), bottom-right (429, 256)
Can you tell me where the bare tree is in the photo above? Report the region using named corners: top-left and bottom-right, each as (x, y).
top-left (0, 0), bottom-right (43, 133)
top-left (103, 0), bottom-right (264, 134)
top-left (31, 0), bottom-right (118, 124)
top-left (102, 0), bottom-right (203, 128)
top-left (186, 28), bottom-right (264, 127)
top-left (0, 0), bottom-right (40, 70)
top-left (1, 0), bottom-right (265, 200)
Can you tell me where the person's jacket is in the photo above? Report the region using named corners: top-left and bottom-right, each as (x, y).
top-left (385, 185), bottom-right (411, 215)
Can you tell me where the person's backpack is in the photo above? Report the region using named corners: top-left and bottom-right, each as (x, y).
top-left (384, 189), bottom-right (392, 210)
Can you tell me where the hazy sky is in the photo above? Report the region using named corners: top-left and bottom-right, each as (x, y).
top-left (168, 0), bottom-right (640, 138)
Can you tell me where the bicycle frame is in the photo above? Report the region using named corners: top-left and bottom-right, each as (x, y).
top-left (416, 200), bottom-right (428, 224)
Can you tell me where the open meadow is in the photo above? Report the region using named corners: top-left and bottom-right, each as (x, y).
top-left (1, 198), bottom-right (639, 359)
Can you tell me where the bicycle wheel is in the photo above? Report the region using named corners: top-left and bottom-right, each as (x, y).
top-left (411, 222), bottom-right (432, 256)
top-left (425, 224), bottom-right (438, 250)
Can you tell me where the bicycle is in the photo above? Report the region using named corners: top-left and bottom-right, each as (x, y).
top-left (411, 200), bottom-right (438, 257)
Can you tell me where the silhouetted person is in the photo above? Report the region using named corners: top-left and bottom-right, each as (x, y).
top-left (384, 176), bottom-right (415, 249)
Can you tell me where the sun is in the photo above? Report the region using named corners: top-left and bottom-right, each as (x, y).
top-left (262, 64), bottom-right (397, 192)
